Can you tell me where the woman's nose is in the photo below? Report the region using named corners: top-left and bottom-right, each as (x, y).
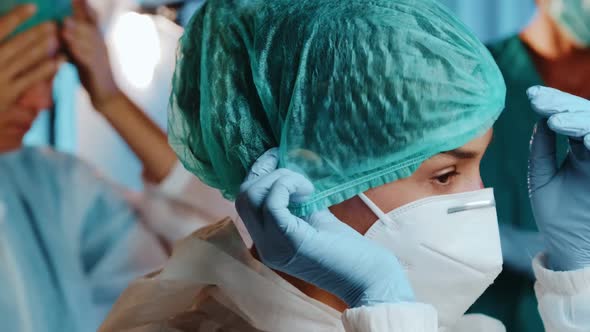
top-left (465, 176), bottom-right (485, 191)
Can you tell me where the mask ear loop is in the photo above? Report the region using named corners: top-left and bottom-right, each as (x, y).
top-left (358, 193), bottom-right (391, 222)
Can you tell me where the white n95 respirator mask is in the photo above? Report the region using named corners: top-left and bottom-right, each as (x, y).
top-left (359, 188), bottom-right (503, 331)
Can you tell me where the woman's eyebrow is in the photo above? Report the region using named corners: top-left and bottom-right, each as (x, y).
top-left (442, 149), bottom-right (478, 159)
top-left (442, 131), bottom-right (493, 159)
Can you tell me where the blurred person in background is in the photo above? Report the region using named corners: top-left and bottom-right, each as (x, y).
top-left (0, 4), bottom-right (167, 331)
top-left (0, 0), bottom-right (234, 331)
top-left (474, 0), bottom-right (590, 330)
top-left (61, 0), bottom-right (238, 244)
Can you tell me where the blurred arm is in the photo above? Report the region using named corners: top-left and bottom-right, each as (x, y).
top-left (63, 155), bottom-right (167, 319)
top-left (534, 255), bottom-right (590, 332)
top-left (96, 92), bottom-right (177, 183)
top-left (62, 0), bottom-right (177, 183)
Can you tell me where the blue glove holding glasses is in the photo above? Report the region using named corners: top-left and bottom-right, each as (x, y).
top-left (528, 86), bottom-right (590, 271)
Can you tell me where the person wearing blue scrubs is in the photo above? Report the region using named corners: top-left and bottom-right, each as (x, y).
top-left (0, 4), bottom-right (168, 331)
top-left (473, 0), bottom-right (590, 331)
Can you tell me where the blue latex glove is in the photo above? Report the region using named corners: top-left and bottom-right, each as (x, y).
top-left (236, 149), bottom-right (415, 308)
top-left (527, 86), bottom-right (590, 271)
top-left (499, 223), bottom-right (544, 279)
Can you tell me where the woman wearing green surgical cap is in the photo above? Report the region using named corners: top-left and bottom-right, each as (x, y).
top-left (100, 0), bottom-right (590, 331)
top-left (474, 1), bottom-right (590, 331)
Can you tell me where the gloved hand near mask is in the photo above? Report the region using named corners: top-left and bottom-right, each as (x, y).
top-left (236, 148), bottom-right (415, 309)
top-left (528, 86), bottom-right (590, 271)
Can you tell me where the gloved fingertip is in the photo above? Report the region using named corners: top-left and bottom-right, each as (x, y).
top-left (257, 148), bottom-right (280, 165)
top-left (267, 170), bottom-right (315, 201)
top-left (265, 147), bottom-right (280, 158)
top-left (291, 175), bottom-right (315, 201)
top-left (287, 176), bottom-right (314, 201)
top-left (547, 112), bottom-right (590, 138)
top-left (247, 148), bottom-right (280, 181)
top-left (529, 120), bottom-right (558, 191)
top-left (526, 85), bottom-right (543, 99)
top-left (547, 114), bottom-right (564, 130)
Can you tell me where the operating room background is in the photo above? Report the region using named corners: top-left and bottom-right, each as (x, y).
top-left (23, 0), bottom-right (537, 191)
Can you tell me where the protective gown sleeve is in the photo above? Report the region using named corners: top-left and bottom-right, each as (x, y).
top-left (342, 302), bottom-right (507, 332)
top-left (152, 160), bottom-right (201, 198)
top-left (137, 161), bottom-right (240, 243)
top-left (342, 303), bottom-right (438, 332)
top-left (60, 155), bottom-right (168, 320)
top-left (534, 254), bottom-right (590, 332)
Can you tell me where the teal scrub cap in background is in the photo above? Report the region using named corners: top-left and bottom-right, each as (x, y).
top-left (545, 0), bottom-right (590, 47)
top-left (169, 0), bottom-right (506, 216)
top-left (0, 0), bottom-right (71, 36)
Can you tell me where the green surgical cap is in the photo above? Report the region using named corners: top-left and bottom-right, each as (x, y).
top-left (0, 0), bottom-right (71, 36)
top-left (169, 0), bottom-right (506, 216)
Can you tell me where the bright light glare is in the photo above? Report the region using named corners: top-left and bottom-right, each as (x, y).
top-left (111, 12), bottom-right (161, 89)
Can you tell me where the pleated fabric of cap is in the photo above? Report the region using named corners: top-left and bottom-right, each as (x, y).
top-left (169, 0), bottom-right (506, 216)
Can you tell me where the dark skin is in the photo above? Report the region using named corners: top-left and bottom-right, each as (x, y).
top-left (521, 0), bottom-right (590, 97)
top-left (253, 130), bottom-right (494, 312)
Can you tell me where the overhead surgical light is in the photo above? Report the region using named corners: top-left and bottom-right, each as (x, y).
top-left (109, 12), bottom-right (162, 89)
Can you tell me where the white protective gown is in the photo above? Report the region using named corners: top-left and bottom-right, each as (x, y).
top-left (100, 218), bottom-right (590, 332)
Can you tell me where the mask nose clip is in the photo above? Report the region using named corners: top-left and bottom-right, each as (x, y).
top-left (447, 199), bottom-right (495, 214)
top-left (359, 192), bottom-right (495, 220)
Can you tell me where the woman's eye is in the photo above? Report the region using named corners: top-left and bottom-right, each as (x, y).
top-left (433, 171), bottom-right (459, 186)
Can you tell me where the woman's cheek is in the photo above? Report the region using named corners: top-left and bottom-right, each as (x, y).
top-left (459, 175), bottom-right (485, 192)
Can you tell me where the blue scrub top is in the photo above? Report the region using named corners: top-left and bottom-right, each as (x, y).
top-left (0, 147), bottom-right (165, 332)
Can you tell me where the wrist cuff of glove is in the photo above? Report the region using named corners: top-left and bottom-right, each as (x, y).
top-left (343, 302), bottom-right (437, 332)
top-left (534, 254), bottom-right (590, 295)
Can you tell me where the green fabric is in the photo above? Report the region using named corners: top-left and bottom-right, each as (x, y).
top-left (169, 0), bottom-right (506, 215)
top-left (0, 0), bottom-right (71, 36)
top-left (471, 35), bottom-right (568, 332)
top-left (546, 0), bottom-right (590, 46)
